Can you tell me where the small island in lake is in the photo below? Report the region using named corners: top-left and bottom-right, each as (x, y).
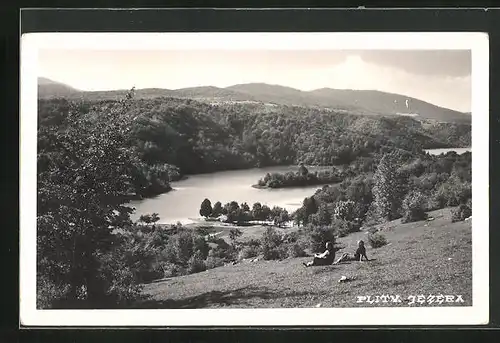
top-left (253, 164), bottom-right (343, 189)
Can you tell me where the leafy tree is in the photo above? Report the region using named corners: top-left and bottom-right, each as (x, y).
top-left (138, 213), bottom-right (160, 225)
top-left (37, 90), bottom-right (142, 308)
top-left (310, 204), bottom-right (332, 226)
top-left (261, 205), bottom-right (272, 221)
top-left (241, 202), bottom-right (250, 212)
top-left (276, 209), bottom-right (290, 227)
top-left (373, 153), bottom-right (407, 221)
top-left (308, 225), bottom-right (336, 253)
top-left (211, 201), bottom-right (223, 218)
top-left (251, 202), bottom-right (263, 220)
top-left (401, 190), bottom-right (428, 223)
top-left (199, 198), bottom-right (213, 218)
top-left (293, 207), bottom-right (307, 227)
top-left (300, 196), bottom-right (319, 225)
top-left (224, 201), bottom-right (240, 215)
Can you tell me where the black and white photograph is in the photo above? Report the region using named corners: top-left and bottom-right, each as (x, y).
top-left (20, 32), bottom-right (489, 326)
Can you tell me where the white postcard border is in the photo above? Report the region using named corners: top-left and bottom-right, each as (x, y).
top-left (20, 32), bottom-right (489, 326)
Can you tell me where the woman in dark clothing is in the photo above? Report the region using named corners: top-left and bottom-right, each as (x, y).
top-left (303, 241), bottom-right (335, 267)
top-left (334, 240), bottom-right (369, 264)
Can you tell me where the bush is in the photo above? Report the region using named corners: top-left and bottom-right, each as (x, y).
top-left (162, 229), bottom-right (209, 266)
top-left (282, 231), bottom-right (300, 244)
top-left (161, 262), bottom-right (188, 277)
top-left (246, 238), bottom-right (261, 247)
top-left (187, 251), bottom-right (207, 274)
top-left (330, 218), bottom-right (360, 238)
top-left (433, 176), bottom-right (472, 208)
top-left (37, 273), bottom-right (70, 309)
top-left (205, 256), bottom-right (225, 270)
top-left (261, 227), bottom-right (284, 260)
top-left (238, 246), bottom-right (260, 260)
top-left (451, 203), bottom-right (472, 222)
top-left (367, 232), bottom-right (388, 248)
top-left (287, 242), bottom-right (307, 258)
top-left (308, 225), bottom-right (336, 253)
top-left (208, 244), bottom-right (236, 262)
top-left (401, 190), bottom-right (428, 223)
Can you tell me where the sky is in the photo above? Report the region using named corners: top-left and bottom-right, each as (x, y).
top-left (38, 49), bottom-right (471, 112)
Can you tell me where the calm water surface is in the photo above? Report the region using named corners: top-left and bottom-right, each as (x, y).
top-left (425, 147), bottom-right (471, 155)
top-left (129, 165), bottom-right (333, 224)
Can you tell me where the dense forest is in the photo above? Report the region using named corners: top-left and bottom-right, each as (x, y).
top-left (36, 92), bottom-right (472, 309)
top-left (38, 96), bottom-right (471, 198)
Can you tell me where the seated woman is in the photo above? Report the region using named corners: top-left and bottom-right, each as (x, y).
top-left (303, 241), bottom-right (335, 267)
top-left (333, 240), bottom-right (369, 264)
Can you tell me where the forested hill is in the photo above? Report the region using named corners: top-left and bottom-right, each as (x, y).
top-left (38, 77), bottom-right (80, 98)
top-left (38, 78), bottom-right (470, 124)
top-left (38, 95), bottom-right (471, 198)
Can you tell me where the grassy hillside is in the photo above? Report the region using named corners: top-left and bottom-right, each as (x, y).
top-left (137, 208), bottom-right (471, 308)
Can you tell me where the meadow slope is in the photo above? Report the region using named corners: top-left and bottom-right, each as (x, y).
top-left (137, 208), bottom-right (472, 308)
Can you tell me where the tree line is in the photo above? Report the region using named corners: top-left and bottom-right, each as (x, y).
top-left (199, 199), bottom-right (290, 227)
top-left (38, 96), bottom-right (471, 199)
top-left (255, 164), bottom-right (343, 189)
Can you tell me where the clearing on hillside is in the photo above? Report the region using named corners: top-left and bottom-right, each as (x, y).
top-left (136, 208), bottom-right (471, 308)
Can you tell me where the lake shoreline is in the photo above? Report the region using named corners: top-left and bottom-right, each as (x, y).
top-left (129, 147), bottom-right (470, 223)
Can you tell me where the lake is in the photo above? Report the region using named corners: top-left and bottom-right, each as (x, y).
top-left (128, 148), bottom-right (472, 224)
top-left (129, 165), bottom-right (333, 225)
top-left (425, 147), bottom-right (471, 155)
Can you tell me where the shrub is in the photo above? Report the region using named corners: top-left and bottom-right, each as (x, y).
top-left (330, 218), bottom-right (359, 238)
top-left (238, 246), bottom-right (260, 260)
top-left (261, 227), bottom-right (284, 260)
top-left (367, 232), bottom-right (388, 248)
top-left (401, 190), bottom-right (428, 223)
top-left (451, 203), bottom-right (472, 222)
top-left (466, 198), bottom-right (472, 212)
top-left (162, 229), bottom-right (209, 266)
top-left (208, 244), bottom-right (236, 262)
top-left (205, 256), bottom-right (225, 270)
top-left (433, 176), bottom-right (472, 208)
top-left (157, 262), bottom-right (187, 277)
top-left (187, 251), bottom-right (207, 274)
top-left (288, 242), bottom-right (307, 258)
top-left (308, 225), bottom-right (336, 253)
top-left (246, 238), bottom-right (261, 247)
top-left (37, 273), bottom-right (70, 309)
top-left (282, 231), bottom-right (300, 244)
top-left (229, 228), bottom-right (243, 244)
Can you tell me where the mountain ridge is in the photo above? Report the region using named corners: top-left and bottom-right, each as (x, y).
top-left (37, 77), bottom-right (471, 124)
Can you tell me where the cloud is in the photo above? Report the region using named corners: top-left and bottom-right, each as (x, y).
top-left (295, 55), bottom-right (470, 112)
